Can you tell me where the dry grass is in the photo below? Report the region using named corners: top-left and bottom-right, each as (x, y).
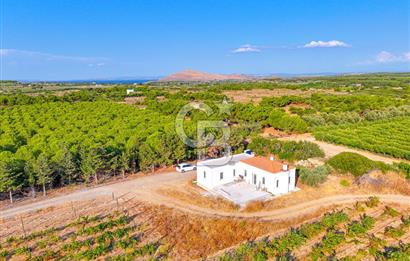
top-left (158, 180), bottom-right (240, 212)
top-left (123, 96), bottom-right (144, 104)
top-left (242, 200), bottom-right (267, 212)
top-left (145, 203), bottom-right (337, 259)
top-left (243, 173), bottom-right (410, 212)
top-left (0, 196), bottom-right (337, 259)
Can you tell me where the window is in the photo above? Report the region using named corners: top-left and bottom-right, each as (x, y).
top-left (276, 180), bottom-right (279, 188)
top-left (203, 171), bottom-right (206, 179)
top-left (253, 174), bottom-right (256, 184)
top-left (220, 172), bottom-right (223, 180)
top-left (262, 177), bottom-right (265, 185)
top-left (233, 169), bottom-right (236, 176)
top-left (244, 170), bottom-right (247, 177)
top-left (289, 176), bottom-right (291, 184)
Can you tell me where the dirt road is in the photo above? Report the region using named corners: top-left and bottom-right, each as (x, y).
top-left (0, 171), bottom-right (190, 219)
top-left (1, 170), bottom-right (409, 221)
top-left (279, 133), bottom-right (405, 164)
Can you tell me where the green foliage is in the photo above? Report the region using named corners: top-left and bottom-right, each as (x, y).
top-left (384, 226), bottom-right (405, 239)
top-left (309, 230), bottom-right (346, 260)
top-left (395, 162), bottom-right (410, 179)
top-left (375, 242), bottom-right (410, 260)
top-left (327, 152), bottom-right (389, 177)
top-left (321, 211), bottom-right (349, 229)
top-left (248, 137), bottom-right (324, 162)
top-left (365, 196), bottom-right (380, 208)
top-left (303, 105), bottom-right (410, 126)
top-left (383, 206), bottom-right (401, 217)
top-left (0, 101), bottom-right (196, 194)
top-left (346, 215), bottom-right (375, 237)
top-left (298, 165), bottom-right (331, 186)
top-left (2, 212), bottom-right (161, 260)
top-left (220, 211), bottom-right (350, 260)
top-left (340, 179), bottom-right (350, 187)
top-left (314, 117), bottom-right (410, 160)
top-left (266, 109), bottom-right (308, 133)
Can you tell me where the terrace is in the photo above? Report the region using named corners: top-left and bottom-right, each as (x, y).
top-left (203, 181), bottom-right (273, 207)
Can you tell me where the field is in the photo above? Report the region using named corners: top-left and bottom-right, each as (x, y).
top-left (314, 117), bottom-right (410, 160)
top-left (0, 195), bottom-right (345, 260)
top-left (4, 197), bottom-right (405, 260)
top-left (215, 198), bottom-right (410, 260)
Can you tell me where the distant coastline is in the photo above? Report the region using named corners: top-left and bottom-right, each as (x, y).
top-left (19, 79), bottom-right (157, 84)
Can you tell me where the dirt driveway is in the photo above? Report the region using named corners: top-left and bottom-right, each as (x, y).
top-left (2, 169), bottom-right (409, 221)
top-left (0, 171), bottom-right (193, 219)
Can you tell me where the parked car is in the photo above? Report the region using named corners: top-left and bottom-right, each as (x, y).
top-left (176, 163), bottom-right (196, 172)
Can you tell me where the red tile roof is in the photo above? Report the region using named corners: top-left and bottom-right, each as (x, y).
top-left (240, 156), bottom-right (292, 174)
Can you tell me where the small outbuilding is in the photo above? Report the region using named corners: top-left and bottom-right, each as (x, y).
top-left (126, 88), bottom-right (135, 95)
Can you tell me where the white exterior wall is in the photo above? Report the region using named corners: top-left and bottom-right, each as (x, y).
top-left (196, 162), bottom-right (239, 190)
top-left (236, 162), bottom-right (296, 195)
top-left (197, 157), bottom-right (297, 195)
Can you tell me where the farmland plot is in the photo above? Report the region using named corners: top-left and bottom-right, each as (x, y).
top-left (314, 117), bottom-right (410, 160)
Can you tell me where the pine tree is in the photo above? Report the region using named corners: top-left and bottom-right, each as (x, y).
top-left (0, 155), bottom-right (24, 203)
top-left (34, 154), bottom-right (53, 197)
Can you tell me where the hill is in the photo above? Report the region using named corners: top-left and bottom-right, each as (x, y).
top-left (159, 69), bottom-right (251, 82)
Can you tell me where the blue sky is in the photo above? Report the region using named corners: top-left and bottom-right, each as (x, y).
top-left (1, 0), bottom-right (409, 80)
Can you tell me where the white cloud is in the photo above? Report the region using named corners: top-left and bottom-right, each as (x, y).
top-left (231, 44), bottom-right (261, 53)
top-left (0, 48), bottom-right (106, 63)
top-left (357, 51), bottom-right (410, 65)
top-left (0, 49), bottom-right (13, 56)
top-left (376, 51), bottom-right (396, 63)
top-left (375, 51), bottom-right (410, 63)
top-left (303, 40), bottom-right (350, 48)
top-left (88, 62), bottom-right (106, 67)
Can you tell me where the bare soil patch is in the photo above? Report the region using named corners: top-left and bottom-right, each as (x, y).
top-left (123, 96), bottom-right (144, 104)
top-left (157, 179), bottom-right (240, 212)
top-left (260, 127), bottom-right (290, 138)
top-left (224, 88), bottom-right (345, 103)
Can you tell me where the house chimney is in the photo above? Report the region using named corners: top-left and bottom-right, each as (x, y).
top-left (282, 164), bottom-right (288, 171)
top-left (269, 155), bottom-right (275, 161)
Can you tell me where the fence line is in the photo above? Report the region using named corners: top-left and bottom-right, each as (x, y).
top-left (0, 192), bottom-right (133, 240)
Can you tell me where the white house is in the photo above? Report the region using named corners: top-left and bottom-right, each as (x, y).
top-left (126, 88), bottom-right (135, 95)
top-left (196, 152), bottom-right (297, 196)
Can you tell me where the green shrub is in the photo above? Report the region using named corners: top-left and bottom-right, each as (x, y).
top-left (396, 162), bottom-right (410, 179)
top-left (375, 242), bottom-right (410, 260)
top-left (299, 165), bottom-right (331, 186)
top-left (365, 196), bottom-right (380, 208)
top-left (266, 109), bottom-right (308, 133)
top-left (340, 179), bottom-right (350, 187)
top-left (383, 206), bottom-right (400, 217)
top-left (327, 152), bottom-right (389, 177)
top-left (347, 215), bottom-right (375, 237)
top-left (321, 211), bottom-right (349, 229)
top-left (384, 226), bottom-right (405, 239)
top-left (248, 137), bottom-right (324, 162)
top-left (354, 202), bottom-right (365, 212)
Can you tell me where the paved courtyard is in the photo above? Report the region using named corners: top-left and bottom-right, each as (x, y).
top-left (204, 181), bottom-right (273, 207)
